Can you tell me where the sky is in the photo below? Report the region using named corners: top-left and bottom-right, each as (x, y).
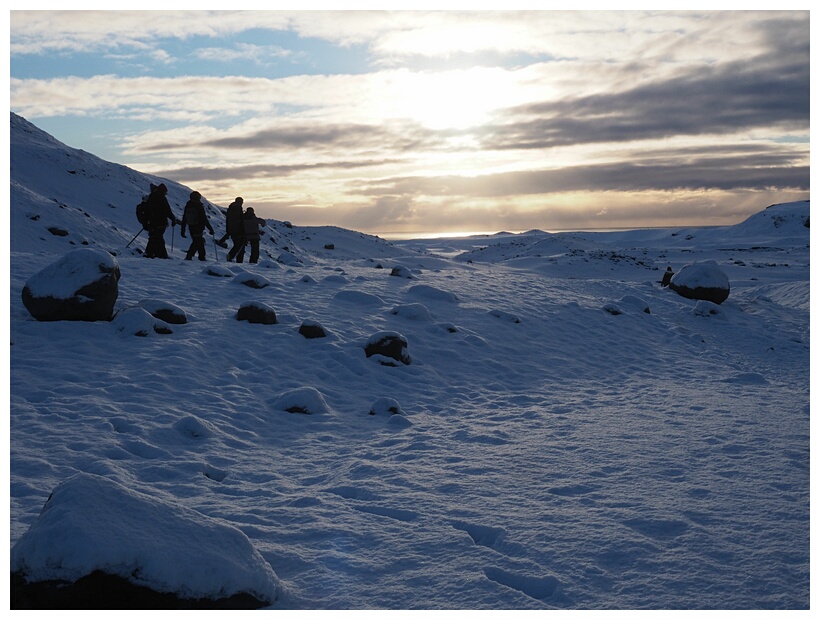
top-left (7, 6), bottom-right (811, 236)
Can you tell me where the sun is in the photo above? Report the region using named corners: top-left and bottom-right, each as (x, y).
top-left (384, 66), bottom-right (522, 131)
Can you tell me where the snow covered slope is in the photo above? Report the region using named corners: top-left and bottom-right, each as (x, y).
top-left (8, 112), bottom-right (810, 609)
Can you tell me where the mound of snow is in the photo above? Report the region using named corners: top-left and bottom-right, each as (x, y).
top-left (270, 387), bottom-right (331, 414)
top-left (334, 290), bottom-right (385, 306)
top-left (369, 397), bottom-right (404, 416)
top-left (407, 284), bottom-right (459, 303)
top-left (390, 303), bottom-right (433, 321)
top-left (10, 473), bottom-right (280, 604)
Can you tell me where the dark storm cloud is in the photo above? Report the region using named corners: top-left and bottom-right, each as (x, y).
top-left (482, 52), bottom-right (809, 151)
top-left (356, 146), bottom-right (808, 198)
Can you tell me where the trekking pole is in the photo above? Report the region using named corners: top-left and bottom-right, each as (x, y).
top-left (171, 224), bottom-right (175, 253)
top-left (126, 228), bottom-right (144, 248)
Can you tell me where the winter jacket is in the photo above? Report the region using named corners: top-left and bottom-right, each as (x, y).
top-left (226, 201), bottom-right (245, 237)
top-left (181, 199), bottom-right (214, 236)
top-left (145, 188), bottom-right (176, 229)
top-left (243, 212), bottom-right (266, 240)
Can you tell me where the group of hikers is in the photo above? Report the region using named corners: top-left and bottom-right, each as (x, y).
top-left (138, 183), bottom-right (265, 263)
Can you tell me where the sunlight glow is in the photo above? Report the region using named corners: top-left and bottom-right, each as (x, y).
top-left (383, 68), bottom-right (522, 130)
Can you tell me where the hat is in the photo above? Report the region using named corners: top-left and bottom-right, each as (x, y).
top-left (190, 191), bottom-right (201, 200)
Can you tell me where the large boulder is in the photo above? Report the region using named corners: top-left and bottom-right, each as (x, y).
top-left (669, 260), bottom-right (730, 304)
top-left (22, 249), bottom-right (121, 321)
top-left (10, 473), bottom-right (279, 609)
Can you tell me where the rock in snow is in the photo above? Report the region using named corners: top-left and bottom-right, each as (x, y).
top-left (364, 331), bottom-right (411, 366)
top-left (112, 306), bottom-right (173, 337)
top-left (369, 397), bottom-right (404, 416)
top-left (236, 301), bottom-right (278, 325)
top-left (138, 299), bottom-right (188, 324)
top-left (10, 473), bottom-right (279, 608)
top-left (298, 319), bottom-right (328, 339)
top-left (21, 248), bottom-right (121, 321)
top-left (669, 260), bottom-right (730, 304)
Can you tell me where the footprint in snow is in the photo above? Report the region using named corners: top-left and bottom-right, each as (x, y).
top-left (452, 520), bottom-right (506, 548)
top-left (483, 566), bottom-right (562, 602)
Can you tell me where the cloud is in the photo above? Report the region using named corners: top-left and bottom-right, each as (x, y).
top-left (263, 187), bottom-right (808, 235)
top-left (9, 10), bottom-right (809, 235)
top-left (154, 158), bottom-right (404, 183)
top-left (482, 52), bottom-right (809, 150)
top-left (354, 146), bottom-right (809, 198)
top-left (193, 43), bottom-right (297, 64)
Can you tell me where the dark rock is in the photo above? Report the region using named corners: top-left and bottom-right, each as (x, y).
top-left (299, 320), bottom-right (327, 339)
top-left (324, 244), bottom-right (335, 250)
top-left (47, 227), bottom-right (69, 237)
top-left (365, 331), bottom-right (411, 366)
top-left (22, 249), bottom-right (120, 321)
top-left (669, 260), bottom-right (730, 304)
top-left (236, 302), bottom-right (277, 325)
top-left (138, 300), bottom-right (187, 324)
top-left (10, 570), bottom-right (267, 610)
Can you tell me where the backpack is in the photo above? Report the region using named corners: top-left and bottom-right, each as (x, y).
top-left (184, 201), bottom-right (203, 229)
top-left (136, 196), bottom-right (151, 227)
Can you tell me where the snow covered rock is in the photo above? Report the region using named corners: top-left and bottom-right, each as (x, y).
top-left (298, 319), bottom-right (327, 339)
top-left (113, 307), bottom-right (173, 337)
top-left (232, 272), bottom-right (271, 289)
top-left (10, 473), bottom-right (279, 609)
top-left (236, 301), bottom-right (277, 325)
top-left (138, 299), bottom-right (188, 324)
top-left (22, 248), bottom-right (121, 321)
top-left (669, 260), bottom-right (730, 304)
top-left (390, 264), bottom-right (413, 278)
top-left (390, 303), bottom-right (432, 321)
top-left (365, 331), bottom-right (411, 366)
top-left (369, 397), bottom-right (404, 416)
top-left (271, 386), bottom-right (330, 414)
top-left (202, 265), bottom-right (233, 277)
top-left (619, 295), bottom-right (651, 314)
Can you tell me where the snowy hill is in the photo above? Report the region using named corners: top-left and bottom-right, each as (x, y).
top-left (8, 112), bottom-right (810, 609)
top-left (9, 112), bottom-right (412, 264)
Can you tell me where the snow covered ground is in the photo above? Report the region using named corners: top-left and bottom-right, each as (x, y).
top-left (7, 112), bottom-right (811, 609)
